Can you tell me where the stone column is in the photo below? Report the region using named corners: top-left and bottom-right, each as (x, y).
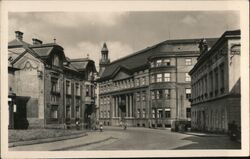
top-left (129, 94), bottom-right (132, 117)
top-left (118, 96), bottom-right (121, 117)
top-left (126, 95), bottom-right (129, 117)
top-left (112, 96), bottom-right (115, 117)
top-left (115, 96), bottom-right (117, 117)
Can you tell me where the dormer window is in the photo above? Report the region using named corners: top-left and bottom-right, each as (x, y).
top-left (52, 54), bottom-right (60, 67)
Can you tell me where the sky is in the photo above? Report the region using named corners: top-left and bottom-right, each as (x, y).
top-left (8, 11), bottom-right (240, 70)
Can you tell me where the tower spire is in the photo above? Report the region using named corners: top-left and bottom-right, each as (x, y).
top-left (99, 42), bottom-right (110, 76)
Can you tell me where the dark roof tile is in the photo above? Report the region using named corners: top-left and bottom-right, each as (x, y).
top-left (100, 38), bottom-right (218, 80)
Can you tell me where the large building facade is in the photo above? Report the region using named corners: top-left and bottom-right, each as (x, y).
top-left (8, 31), bottom-right (97, 129)
top-left (97, 38), bottom-right (217, 128)
top-left (189, 30), bottom-right (241, 133)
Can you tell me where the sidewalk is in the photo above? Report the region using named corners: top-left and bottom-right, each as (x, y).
top-left (9, 132), bottom-right (88, 148)
top-left (9, 130), bottom-right (119, 151)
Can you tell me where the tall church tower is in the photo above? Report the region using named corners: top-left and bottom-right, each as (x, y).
top-left (99, 42), bottom-right (110, 76)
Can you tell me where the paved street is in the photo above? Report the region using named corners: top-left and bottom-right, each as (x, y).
top-left (10, 126), bottom-right (240, 151)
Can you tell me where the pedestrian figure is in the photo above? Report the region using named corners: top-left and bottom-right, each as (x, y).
top-left (75, 120), bottom-right (80, 130)
top-left (123, 122), bottom-right (127, 130)
top-left (100, 122), bottom-right (103, 132)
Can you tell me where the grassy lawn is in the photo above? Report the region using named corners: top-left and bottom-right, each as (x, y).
top-left (9, 129), bottom-right (86, 143)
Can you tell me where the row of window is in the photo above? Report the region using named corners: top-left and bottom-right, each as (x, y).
top-left (150, 58), bottom-right (192, 68)
top-left (192, 64), bottom-right (225, 102)
top-left (66, 81), bottom-right (81, 96)
top-left (100, 96), bottom-right (111, 105)
top-left (135, 92), bottom-right (147, 101)
top-left (66, 105), bottom-right (80, 119)
top-left (51, 78), bottom-right (83, 97)
top-left (50, 105), bottom-right (81, 119)
top-left (100, 110), bottom-right (110, 118)
top-left (99, 72), bottom-right (191, 93)
top-left (99, 76), bottom-right (148, 93)
top-left (99, 107), bottom-right (191, 119)
top-left (150, 72), bottom-right (191, 83)
top-left (151, 89), bottom-right (170, 100)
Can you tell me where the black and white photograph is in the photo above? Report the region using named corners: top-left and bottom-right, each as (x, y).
top-left (1, 0), bottom-right (249, 158)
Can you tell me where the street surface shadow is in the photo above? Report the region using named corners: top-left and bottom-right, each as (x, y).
top-left (173, 135), bottom-right (241, 149)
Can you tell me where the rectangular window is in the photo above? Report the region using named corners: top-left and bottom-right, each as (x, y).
top-left (186, 88), bottom-right (191, 99)
top-left (220, 64), bottom-right (225, 93)
top-left (150, 61), bottom-right (155, 68)
top-left (100, 111), bottom-right (103, 118)
top-left (156, 90), bottom-right (163, 99)
top-left (152, 109), bottom-right (155, 118)
top-left (50, 105), bottom-right (58, 119)
top-left (108, 111), bottom-right (110, 118)
top-left (151, 75), bottom-right (155, 83)
top-left (75, 83), bottom-right (80, 96)
top-left (185, 58), bottom-right (192, 65)
top-left (100, 98), bottom-right (103, 104)
top-left (135, 78), bottom-right (140, 86)
top-left (142, 109), bottom-right (146, 118)
top-left (164, 73), bottom-right (171, 82)
top-left (156, 59), bottom-right (162, 66)
top-left (136, 93), bottom-right (140, 101)
top-left (137, 109), bottom-right (140, 118)
top-left (157, 74), bottom-right (162, 82)
top-left (104, 111), bottom-right (106, 118)
top-left (163, 59), bottom-right (171, 66)
top-left (186, 108), bottom-right (191, 118)
top-left (141, 77), bottom-right (145, 85)
top-left (165, 109), bottom-right (171, 118)
top-left (51, 78), bottom-right (59, 93)
top-left (66, 106), bottom-right (70, 118)
top-left (204, 75), bottom-right (208, 95)
top-left (165, 89), bottom-right (170, 99)
top-left (157, 109), bottom-right (162, 118)
top-left (215, 68), bottom-right (219, 95)
top-left (209, 71), bottom-right (213, 96)
top-left (104, 97), bottom-right (106, 104)
top-left (142, 92), bottom-right (146, 101)
top-left (76, 106), bottom-right (80, 118)
top-left (185, 73), bottom-right (191, 82)
top-left (151, 91), bottom-right (155, 100)
top-left (66, 80), bottom-right (71, 95)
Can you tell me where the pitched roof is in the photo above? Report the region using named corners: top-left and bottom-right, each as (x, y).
top-left (8, 39), bottom-right (31, 48)
top-left (69, 58), bottom-right (96, 71)
top-left (99, 38), bottom-right (218, 80)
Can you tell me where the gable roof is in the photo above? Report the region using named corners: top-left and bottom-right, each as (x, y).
top-left (99, 38), bottom-right (218, 80)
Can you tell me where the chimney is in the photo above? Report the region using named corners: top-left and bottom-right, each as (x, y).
top-left (32, 38), bottom-right (43, 45)
top-left (15, 31), bottom-right (23, 41)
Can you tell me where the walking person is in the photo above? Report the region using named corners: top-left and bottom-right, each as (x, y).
top-left (100, 122), bottom-right (103, 132)
top-left (123, 122), bottom-right (127, 130)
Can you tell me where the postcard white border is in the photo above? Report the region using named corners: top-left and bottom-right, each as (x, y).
top-left (1, 0), bottom-right (249, 158)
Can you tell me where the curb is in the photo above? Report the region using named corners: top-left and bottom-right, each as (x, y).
top-left (9, 133), bottom-right (88, 148)
top-left (178, 131), bottom-right (227, 137)
top-left (51, 136), bottom-right (116, 151)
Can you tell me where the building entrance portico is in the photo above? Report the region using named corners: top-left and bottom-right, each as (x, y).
top-left (111, 93), bottom-right (134, 126)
